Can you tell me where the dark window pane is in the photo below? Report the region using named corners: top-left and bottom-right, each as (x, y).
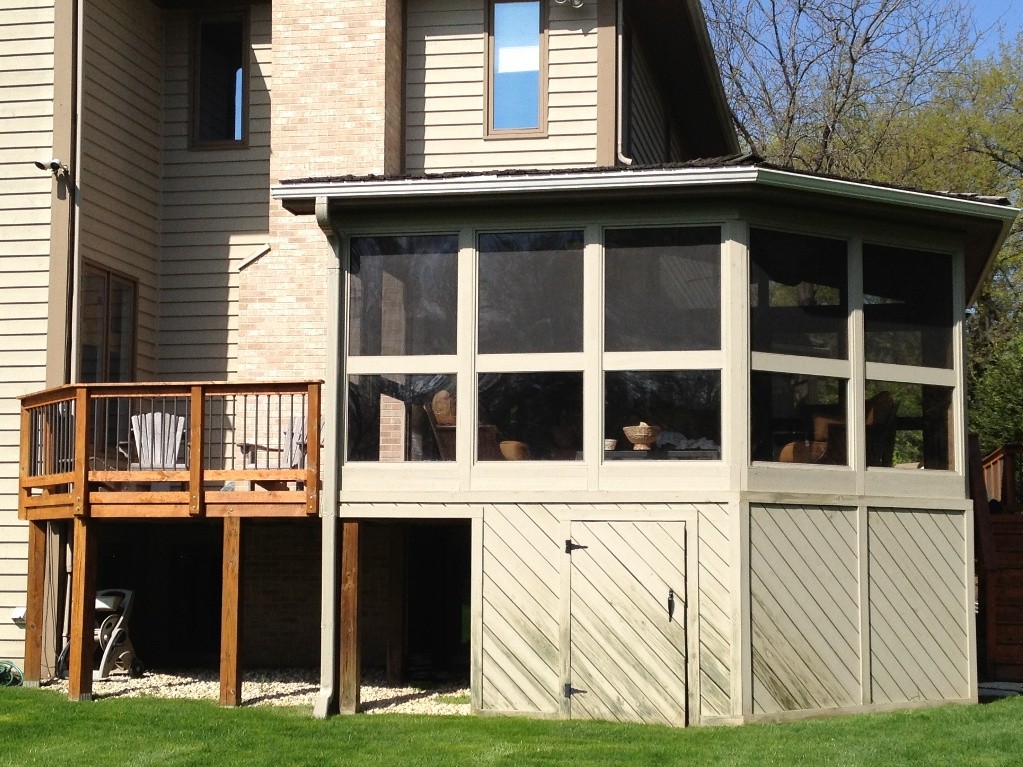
top-left (605, 227), bottom-right (721, 352)
top-left (605, 371), bottom-right (721, 459)
top-left (750, 229), bottom-right (848, 359)
top-left (197, 20), bottom-right (244, 142)
top-left (347, 374), bottom-right (457, 462)
top-left (492, 1), bottom-right (541, 130)
top-left (79, 265), bottom-right (136, 383)
top-left (865, 380), bottom-right (952, 469)
top-left (108, 276), bottom-right (135, 382)
top-left (349, 235), bottom-right (459, 356)
top-left (477, 372), bottom-right (583, 460)
top-left (864, 245), bottom-right (953, 368)
top-left (478, 231), bottom-right (584, 354)
top-left (751, 371), bottom-right (847, 464)
top-left (79, 268), bottom-right (108, 383)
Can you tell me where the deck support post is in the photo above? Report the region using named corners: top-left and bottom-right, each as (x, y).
top-left (22, 520), bottom-right (47, 686)
top-left (67, 516), bottom-right (96, 701)
top-left (340, 520), bottom-right (360, 714)
top-left (220, 516), bottom-right (243, 706)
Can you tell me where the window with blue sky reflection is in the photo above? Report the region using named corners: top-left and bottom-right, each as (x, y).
top-left (492, 1), bottom-right (541, 131)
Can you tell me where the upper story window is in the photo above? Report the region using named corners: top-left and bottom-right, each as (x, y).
top-left (489, 0), bottom-right (545, 133)
top-left (191, 12), bottom-right (248, 148)
top-left (79, 263), bottom-right (136, 383)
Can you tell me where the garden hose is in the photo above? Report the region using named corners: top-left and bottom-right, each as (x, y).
top-left (0, 660), bottom-right (23, 687)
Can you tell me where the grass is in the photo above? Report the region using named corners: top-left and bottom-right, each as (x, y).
top-left (3, 687), bottom-right (1023, 766)
top-left (435, 693), bottom-right (471, 705)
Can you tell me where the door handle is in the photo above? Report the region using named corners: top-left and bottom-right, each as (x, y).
top-left (667, 588), bottom-right (675, 622)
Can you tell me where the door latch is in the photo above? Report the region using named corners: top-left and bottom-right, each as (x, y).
top-left (667, 588), bottom-right (675, 622)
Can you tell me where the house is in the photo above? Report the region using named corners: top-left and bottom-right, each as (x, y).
top-left (1, 0), bottom-right (1017, 725)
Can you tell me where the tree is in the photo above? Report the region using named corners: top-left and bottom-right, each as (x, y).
top-left (703, 0), bottom-right (977, 177)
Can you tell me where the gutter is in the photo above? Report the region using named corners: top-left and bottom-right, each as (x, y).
top-left (272, 166), bottom-right (1019, 223)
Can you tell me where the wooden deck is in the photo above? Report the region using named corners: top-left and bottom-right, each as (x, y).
top-left (18, 380), bottom-right (321, 704)
top-left (973, 439), bottom-right (1023, 681)
top-left (19, 381), bottom-right (321, 521)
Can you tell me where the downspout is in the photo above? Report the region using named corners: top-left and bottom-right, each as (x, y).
top-left (66, 0), bottom-right (84, 383)
top-left (313, 196), bottom-right (342, 718)
top-left (49, 0), bottom-right (84, 683)
top-left (615, 0), bottom-right (632, 166)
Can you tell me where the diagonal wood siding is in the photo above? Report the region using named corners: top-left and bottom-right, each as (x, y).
top-left (868, 507), bottom-right (969, 703)
top-left (569, 520), bottom-right (687, 726)
top-left (698, 503), bottom-right (732, 718)
top-left (750, 504), bottom-right (860, 713)
top-left (481, 503), bottom-right (561, 714)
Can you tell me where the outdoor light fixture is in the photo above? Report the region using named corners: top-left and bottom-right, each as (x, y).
top-left (33, 157), bottom-right (68, 176)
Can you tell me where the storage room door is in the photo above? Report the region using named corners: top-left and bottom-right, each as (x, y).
top-left (567, 520), bottom-right (688, 726)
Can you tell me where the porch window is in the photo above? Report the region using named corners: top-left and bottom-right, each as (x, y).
top-left (79, 263), bottom-right (136, 383)
top-left (347, 374), bottom-right (457, 462)
top-left (749, 229), bottom-right (850, 465)
top-left (865, 380), bottom-right (952, 470)
top-left (342, 224), bottom-right (725, 470)
top-left (478, 230), bottom-right (583, 354)
top-left (750, 229), bottom-right (847, 360)
top-left (605, 371), bottom-right (721, 459)
top-left (192, 12), bottom-right (248, 147)
top-left (605, 227), bottom-right (721, 352)
top-left (478, 372), bottom-right (583, 460)
top-left (489, 0), bottom-right (545, 133)
top-left (864, 244), bottom-right (953, 369)
top-left (751, 372), bottom-right (847, 464)
top-left (346, 234), bottom-right (459, 462)
top-left (349, 234), bottom-right (458, 356)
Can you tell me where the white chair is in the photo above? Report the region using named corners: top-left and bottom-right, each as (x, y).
top-left (128, 412), bottom-right (188, 471)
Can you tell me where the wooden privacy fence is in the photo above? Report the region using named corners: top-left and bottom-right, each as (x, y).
top-left (19, 381), bottom-right (321, 520)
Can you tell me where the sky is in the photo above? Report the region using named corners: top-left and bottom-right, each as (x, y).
top-left (972, 0), bottom-right (1023, 55)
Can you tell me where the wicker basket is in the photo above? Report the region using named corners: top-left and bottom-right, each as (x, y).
top-left (622, 423), bottom-right (660, 451)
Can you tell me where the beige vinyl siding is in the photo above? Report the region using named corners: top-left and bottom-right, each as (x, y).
top-left (698, 503), bottom-right (732, 718)
top-left (405, 0), bottom-right (599, 173)
top-left (625, 34), bottom-right (668, 165)
top-left (481, 503), bottom-right (562, 714)
top-left (750, 504), bottom-right (860, 714)
top-left (158, 5), bottom-right (271, 380)
top-left (868, 507), bottom-right (970, 703)
top-left (79, 0), bottom-right (162, 378)
top-left (0, 0), bottom-right (54, 665)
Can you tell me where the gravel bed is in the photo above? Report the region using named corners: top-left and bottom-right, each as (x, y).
top-left (45, 669), bottom-right (471, 715)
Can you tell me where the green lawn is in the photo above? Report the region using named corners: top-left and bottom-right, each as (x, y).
top-left (2, 687), bottom-right (1023, 766)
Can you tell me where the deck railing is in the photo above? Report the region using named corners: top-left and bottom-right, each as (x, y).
top-left (19, 381), bottom-right (321, 520)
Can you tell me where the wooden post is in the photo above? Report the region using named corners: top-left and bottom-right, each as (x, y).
top-left (305, 383), bottom-right (321, 515)
top-left (73, 387), bottom-right (90, 518)
top-left (340, 520), bottom-right (360, 713)
top-left (67, 516), bottom-right (96, 701)
top-left (219, 516), bottom-right (242, 706)
top-left (18, 404), bottom-right (32, 520)
top-left (189, 386), bottom-right (205, 517)
top-left (22, 521), bottom-right (47, 686)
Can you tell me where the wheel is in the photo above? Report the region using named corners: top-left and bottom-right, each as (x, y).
top-left (56, 644), bottom-right (69, 680)
top-left (128, 658), bottom-right (145, 678)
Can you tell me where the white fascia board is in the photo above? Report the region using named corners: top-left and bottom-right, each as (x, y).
top-left (271, 166), bottom-right (1020, 222)
top-left (755, 167), bottom-right (1020, 222)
